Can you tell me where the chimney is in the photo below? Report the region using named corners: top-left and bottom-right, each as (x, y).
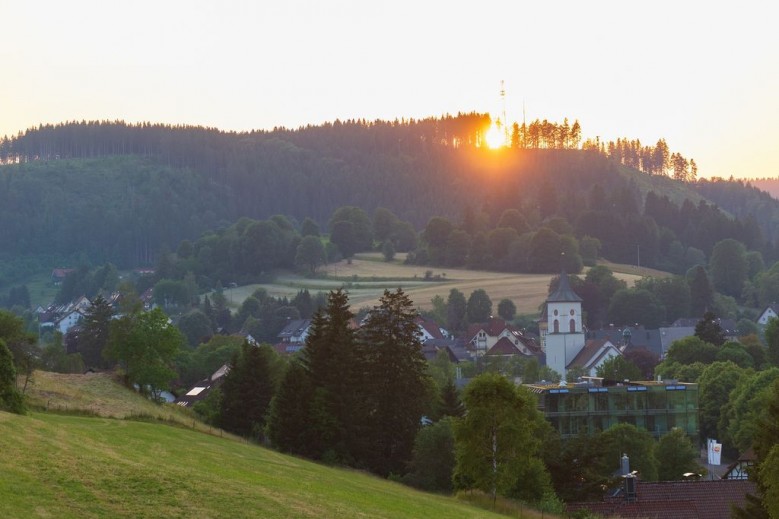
top-left (622, 454), bottom-right (637, 502)
top-left (621, 453), bottom-right (630, 475)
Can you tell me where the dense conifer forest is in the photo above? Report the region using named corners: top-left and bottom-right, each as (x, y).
top-left (0, 115), bottom-right (777, 279)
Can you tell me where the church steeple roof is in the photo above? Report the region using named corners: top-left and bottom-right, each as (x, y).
top-left (546, 270), bottom-right (582, 303)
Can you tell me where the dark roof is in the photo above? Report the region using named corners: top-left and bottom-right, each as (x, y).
top-left (421, 341), bottom-right (459, 362)
top-left (589, 326), bottom-right (663, 358)
top-left (671, 317), bottom-right (738, 335)
top-left (547, 270), bottom-right (582, 303)
top-left (427, 338), bottom-right (472, 362)
top-left (277, 319), bottom-right (311, 340)
top-left (175, 364), bottom-right (230, 407)
top-left (566, 479), bottom-right (757, 519)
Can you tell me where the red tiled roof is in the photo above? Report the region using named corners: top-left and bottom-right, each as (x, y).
top-left (415, 316), bottom-right (444, 339)
top-left (566, 479), bottom-right (757, 519)
top-left (51, 268), bottom-right (75, 279)
top-left (486, 337), bottom-right (521, 356)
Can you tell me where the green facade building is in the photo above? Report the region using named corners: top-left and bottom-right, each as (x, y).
top-left (526, 380), bottom-right (699, 439)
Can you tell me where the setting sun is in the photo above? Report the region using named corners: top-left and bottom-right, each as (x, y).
top-left (484, 123), bottom-right (505, 149)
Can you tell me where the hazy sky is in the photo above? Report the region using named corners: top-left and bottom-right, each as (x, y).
top-left (2, 1), bottom-right (777, 179)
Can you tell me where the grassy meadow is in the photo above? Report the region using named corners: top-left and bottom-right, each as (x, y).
top-left (228, 252), bottom-right (657, 314)
top-left (0, 411), bottom-right (519, 519)
top-left (2, 370), bottom-right (565, 519)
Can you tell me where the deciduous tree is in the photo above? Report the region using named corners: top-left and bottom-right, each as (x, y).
top-left (656, 428), bottom-right (702, 481)
top-left (497, 299), bottom-right (516, 321)
top-left (0, 339), bottom-right (24, 414)
top-left (106, 307), bottom-right (184, 397)
top-left (454, 373), bottom-right (550, 501)
top-left (466, 289), bottom-right (492, 323)
top-left (295, 235), bottom-right (326, 274)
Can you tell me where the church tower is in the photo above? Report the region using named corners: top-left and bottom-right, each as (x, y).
top-left (541, 270), bottom-right (586, 380)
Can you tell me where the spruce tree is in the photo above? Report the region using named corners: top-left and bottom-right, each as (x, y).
top-left (218, 342), bottom-right (276, 440)
top-left (356, 288), bottom-right (432, 476)
top-left (266, 360), bottom-right (316, 457)
top-left (79, 295), bottom-right (113, 368)
top-left (301, 289), bottom-right (358, 461)
top-left (438, 379), bottom-right (465, 419)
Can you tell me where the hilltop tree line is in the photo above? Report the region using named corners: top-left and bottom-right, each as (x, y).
top-left (2, 117), bottom-right (777, 282)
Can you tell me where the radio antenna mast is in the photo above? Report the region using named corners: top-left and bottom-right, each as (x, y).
top-left (500, 80), bottom-right (508, 143)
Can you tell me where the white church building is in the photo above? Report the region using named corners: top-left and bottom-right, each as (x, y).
top-left (540, 270), bottom-right (621, 380)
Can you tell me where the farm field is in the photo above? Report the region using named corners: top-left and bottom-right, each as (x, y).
top-left (226, 253), bottom-right (657, 314)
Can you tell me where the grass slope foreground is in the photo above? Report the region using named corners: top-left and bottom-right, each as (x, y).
top-left (0, 373), bottom-right (508, 519)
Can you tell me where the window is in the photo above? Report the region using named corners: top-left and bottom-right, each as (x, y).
top-left (569, 319), bottom-right (576, 332)
top-left (553, 320), bottom-right (559, 333)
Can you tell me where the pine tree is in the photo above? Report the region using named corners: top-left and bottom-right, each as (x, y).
top-left (266, 360), bottom-right (316, 457)
top-left (218, 342), bottom-right (276, 440)
top-left (79, 295), bottom-right (113, 368)
top-left (301, 289), bottom-right (358, 461)
top-left (356, 288), bottom-right (432, 476)
top-left (694, 311), bottom-right (726, 346)
top-left (438, 379), bottom-right (465, 419)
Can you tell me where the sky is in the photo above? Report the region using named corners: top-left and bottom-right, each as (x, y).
top-left (2, 0), bottom-right (777, 179)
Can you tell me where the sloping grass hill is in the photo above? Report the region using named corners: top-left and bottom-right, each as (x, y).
top-left (0, 411), bottom-right (512, 519)
top-left (3, 372), bottom-right (557, 518)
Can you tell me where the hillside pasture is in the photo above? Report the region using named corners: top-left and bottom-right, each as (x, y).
top-left (22, 371), bottom-right (217, 433)
top-left (228, 253), bottom-right (648, 315)
top-left (0, 411), bottom-right (523, 519)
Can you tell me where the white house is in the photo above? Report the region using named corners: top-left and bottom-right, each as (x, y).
top-left (55, 309), bottom-right (84, 335)
top-left (757, 304), bottom-right (779, 326)
top-left (466, 317), bottom-right (539, 357)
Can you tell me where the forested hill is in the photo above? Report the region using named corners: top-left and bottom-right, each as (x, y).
top-left (1, 117), bottom-right (777, 272)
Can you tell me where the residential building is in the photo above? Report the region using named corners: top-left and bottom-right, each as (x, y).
top-left (466, 317), bottom-right (540, 358)
top-left (176, 364), bottom-right (230, 408)
top-left (273, 318), bottom-right (312, 355)
top-left (566, 479), bottom-right (756, 519)
top-left (757, 303), bottom-right (779, 326)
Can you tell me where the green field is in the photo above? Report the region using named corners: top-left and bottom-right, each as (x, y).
top-left (0, 411), bottom-right (518, 519)
top-left (3, 372), bottom-right (562, 518)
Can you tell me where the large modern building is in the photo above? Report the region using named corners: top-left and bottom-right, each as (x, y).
top-left (526, 378), bottom-right (699, 440)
